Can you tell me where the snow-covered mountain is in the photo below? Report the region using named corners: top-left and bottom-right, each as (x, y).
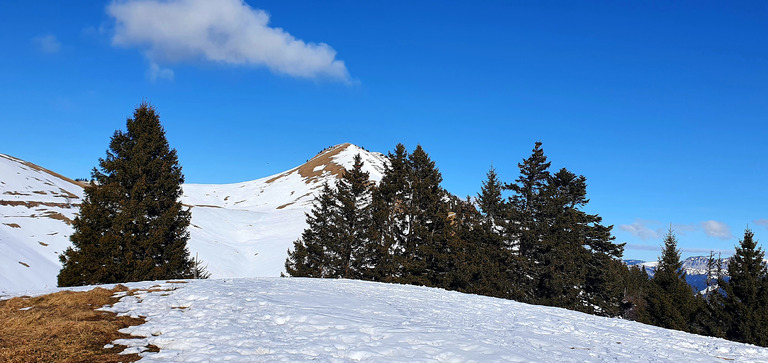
top-left (625, 256), bottom-right (733, 293)
top-left (97, 277), bottom-right (768, 361)
top-left (0, 143), bottom-right (388, 294)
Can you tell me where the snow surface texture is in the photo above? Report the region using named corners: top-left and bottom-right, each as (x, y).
top-left (103, 278), bottom-right (768, 362)
top-left (0, 144), bottom-right (389, 294)
top-left (0, 154), bottom-right (84, 294)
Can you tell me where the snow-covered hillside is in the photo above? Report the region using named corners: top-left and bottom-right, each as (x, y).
top-left (180, 143), bottom-right (388, 279)
top-left (0, 154), bottom-right (84, 293)
top-left (0, 144), bottom-right (388, 294)
top-left (99, 278), bottom-right (768, 362)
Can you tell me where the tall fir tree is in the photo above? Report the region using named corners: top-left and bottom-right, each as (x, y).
top-left (642, 228), bottom-right (696, 332)
top-left (477, 165), bottom-right (505, 225)
top-left (717, 229), bottom-right (768, 346)
top-left (505, 142), bottom-right (550, 256)
top-left (58, 102), bottom-right (193, 286)
top-left (327, 154), bottom-right (374, 279)
top-left (504, 142), bottom-right (551, 300)
top-left (370, 143), bottom-right (411, 282)
top-left (285, 183), bottom-right (337, 278)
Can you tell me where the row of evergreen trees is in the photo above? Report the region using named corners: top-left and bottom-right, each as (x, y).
top-left (625, 228), bottom-right (768, 347)
top-left (286, 142), bottom-right (628, 316)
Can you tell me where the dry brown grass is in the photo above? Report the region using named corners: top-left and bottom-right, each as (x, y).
top-left (0, 285), bottom-right (156, 363)
top-left (266, 143), bottom-right (351, 185)
top-left (3, 223), bottom-right (21, 228)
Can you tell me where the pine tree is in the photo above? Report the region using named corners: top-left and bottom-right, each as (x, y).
top-left (285, 183), bottom-right (337, 278)
top-left (477, 165), bottom-right (505, 225)
top-left (505, 142), bottom-right (550, 259)
top-left (328, 154), bottom-right (374, 279)
top-left (718, 229), bottom-right (768, 346)
top-left (58, 102), bottom-right (193, 286)
top-left (643, 228), bottom-right (696, 332)
top-left (370, 143), bottom-right (411, 282)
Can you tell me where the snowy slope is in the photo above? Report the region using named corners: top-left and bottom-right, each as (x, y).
top-left (0, 154), bottom-right (84, 293)
top-left (180, 143), bottom-right (388, 278)
top-left (101, 278), bottom-right (768, 362)
top-left (0, 144), bottom-right (388, 293)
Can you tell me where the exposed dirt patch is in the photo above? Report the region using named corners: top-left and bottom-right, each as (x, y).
top-left (38, 242), bottom-right (49, 246)
top-left (3, 223), bottom-right (21, 228)
top-left (0, 285), bottom-right (153, 362)
top-left (266, 143), bottom-right (351, 185)
top-left (32, 191), bottom-right (47, 195)
top-left (0, 200), bottom-right (79, 209)
top-left (18, 261), bottom-right (30, 268)
top-left (40, 211), bottom-right (73, 225)
top-left (3, 191), bottom-right (30, 196)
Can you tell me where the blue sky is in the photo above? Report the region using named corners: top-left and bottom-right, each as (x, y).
top-left (1, 0), bottom-right (767, 261)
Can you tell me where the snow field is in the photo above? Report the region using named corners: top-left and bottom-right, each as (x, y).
top-left (105, 278), bottom-right (768, 362)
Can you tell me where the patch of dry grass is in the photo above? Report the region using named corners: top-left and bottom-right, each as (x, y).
top-left (0, 285), bottom-right (156, 362)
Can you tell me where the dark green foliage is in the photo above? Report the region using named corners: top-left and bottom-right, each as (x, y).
top-left (505, 141), bottom-right (550, 259)
top-left (620, 264), bottom-right (651, 321)
top-left (329, 154), bottom-right (375, 279)
top-left (285, 183), bottom-right (338, 278)
top-left (642, 229), bottom-right (697, 332)
top-left (717, 229), bottom-right (768, 346)
top-left (477, 165), bottom-right (505, 225)
top-left (287, 142), bottom-right (624, 320)
top-left (58, 102), bottom-right (193, 286)
top-left (285, 154), bottom-right (376, 279)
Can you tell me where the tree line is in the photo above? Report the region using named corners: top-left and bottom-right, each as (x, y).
top-left (285, 142), bottom-right (768, 347)
top-left (625, 228), bottom-right (768, 347)
top-left (286, 142), bottom-right (627, 316)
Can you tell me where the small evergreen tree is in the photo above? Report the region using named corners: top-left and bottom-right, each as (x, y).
top-left (642, 228), bottom-right (696, 332)
top-left (58, 102), bottom-right (193, 286)
top-left (477, 165), bottom-right (505, 225)
top-left (718, 229), bottom-right (768, 346)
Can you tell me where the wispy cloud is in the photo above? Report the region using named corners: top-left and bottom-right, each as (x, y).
top-left (147, 62), bottom-right (174, 82)
top-left (754, 219), bottom-right (768, 230)
top-left (107, 0), bottom-right (351, 83)
top-left (701, 220), bottom-right (733, 240)
top-left (33, 34), bottom-right (61, 53)
top-left (619, 219), bottom-right (662, 240)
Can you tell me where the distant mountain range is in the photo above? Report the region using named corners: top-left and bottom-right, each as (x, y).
top-left (624, 256), bottom-right (731, 293)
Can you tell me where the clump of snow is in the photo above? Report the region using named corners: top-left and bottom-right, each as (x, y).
top-left (102, 278), bottom-right (768, 362)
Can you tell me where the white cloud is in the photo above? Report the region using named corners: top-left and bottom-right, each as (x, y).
top-left (147, 62), bottom-right (174, 82)
top-left (619, 219), bottom-right (662, 240)
top-left (33, 34), bottom-right (61, 53)
top-left (701, 220), bottom-right (733, 240)
top-left (107, 0), bottom-right (351, 82)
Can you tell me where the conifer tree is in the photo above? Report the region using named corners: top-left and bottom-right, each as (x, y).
top-left (58, 102), bottom-right (193, 286)
top-left (718, 229), bottom-right (768, 346)
top-left (505, 142), bottom-right (550, 259)
top-left (285, 183), bottom-right (337, 278)
top-left (328, 154), bottom-right (374, 279)
top-left (477, 165), bottom-right (505, 225)
top-left (404, 145), bottom-right (452, 286)
top-left (643, 228), bottom-right (696, 332)
top-left (370, 143), bottom-right (411, 281)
